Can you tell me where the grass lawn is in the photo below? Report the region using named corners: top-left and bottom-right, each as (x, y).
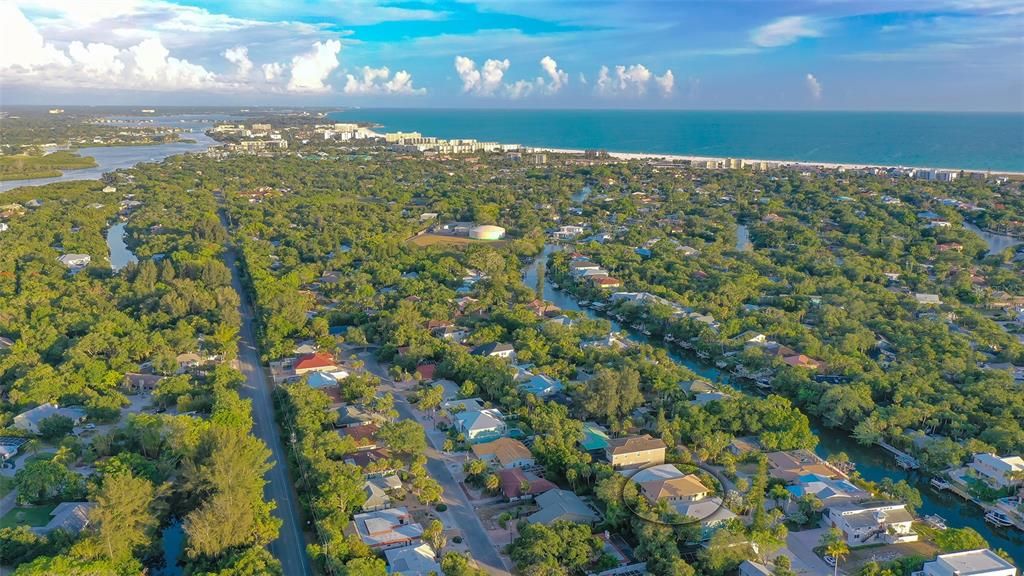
top-left (408, 233), bottom-right (507, 248)
top-left (24, 453), bottom-right (56, 465)
top-left (0, 503), bottom-right (58, 529)
top-left (0, 151), bottom-right (97, 181)
top-left (0, 476), bottom-right (13, 498)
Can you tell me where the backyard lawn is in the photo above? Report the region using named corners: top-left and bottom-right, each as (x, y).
top-left (0, 503), bottom-right (57, 529)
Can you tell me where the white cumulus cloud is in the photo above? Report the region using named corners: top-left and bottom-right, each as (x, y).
top-left (654, 70), bottom-right (674, 96)
top-left (751, 16), bottom-right (823, 48)
top-left (806, 73), bottom-right (823, 100)
top-left (454, 55), bottom-right (509, 96)
top-left (344, 66), bottom-right (425, 95)
top-left (288, 39), bottom-right (342, 92)
top-left (0, 2), bottom-right (70, 71)
top-left (539, 55), bottom-right (568, 93)
top-left (68, 41), bottom-right (124, 77)
top-left (223, 46), bottom-right (253, 78)
top-left (262, 62), bottom-right (284, 81)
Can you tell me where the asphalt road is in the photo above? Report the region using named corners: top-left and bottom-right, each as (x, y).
top-left (359, 351), bottom-right (512, 576)
top-left (224, 244), bottom-right (313, 576)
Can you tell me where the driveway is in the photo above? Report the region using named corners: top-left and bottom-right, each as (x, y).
top-left (787, 527), bottom-right (844, 575)
top-left (357, 351), bottom-right (512, 576)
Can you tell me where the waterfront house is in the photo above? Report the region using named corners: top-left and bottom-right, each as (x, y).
top-left (766, 450), bottom-right (841, 482)
top-left (384, 543), bottom-right (440, 576)
top-left (825, 502), bottom-right (918, 547)
top-left (349, 508), bottom-right (423, 550)
top-left (606, 434), bottom-right (667, 469)
top-left (782, 354), bottom-right (824, 371)
top-left (14, 403), bottom-right (86, 435)
top-left (471, 437), bottom-right (535, 469)
top-left (969, 453), bottom-right (1024, 490)
top-left (591, 276), bottom-right (623, 289)
top-left (526, 489), bottom-right (600, 526)
top-left (920, 549), bottom-right (1017, 576)
top-left (787, 473), bottom-right (869, 506)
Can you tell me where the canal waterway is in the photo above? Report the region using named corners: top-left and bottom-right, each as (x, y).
top-left (0, 115), bottom-right (223, 193)
top-left (963, 222), bottom-right (1023, 256)
top-left (105, 222), bottom-right (138, 271)
top-left (523, 242), bottom-right (1023, 562)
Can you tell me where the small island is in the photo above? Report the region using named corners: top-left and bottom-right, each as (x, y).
top-left (0, 150), bottom-right (97, 181)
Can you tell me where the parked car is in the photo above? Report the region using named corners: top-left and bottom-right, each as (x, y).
top-left (823, 556), bottom-right (837, 567)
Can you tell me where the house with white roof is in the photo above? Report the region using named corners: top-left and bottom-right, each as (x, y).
top-left (348, 508), bottom-right (423, 550)
top-left (57, 253), bottom-right (91, 270)
top-left (385, 543), bottom-right (440, 576)
top-left (918, 549), bottom-right (1017, 576)
top-left (826, 502), bottom-right (917, 547)
top-left (969, 453), bottom-right (1024, 490)
top-left (13, 403), bottom-right (86, 435)
top-left (452, 408), bottom-right (507, 443)
top-left (33, 502), bottom-right (95, 535)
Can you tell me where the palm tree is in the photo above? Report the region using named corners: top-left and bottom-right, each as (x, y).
top-left (819, 527), bottom-right (849, 576)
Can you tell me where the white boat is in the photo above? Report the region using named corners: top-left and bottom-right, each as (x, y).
top-left (985, 510), bottom-right (1013, 527)
top-left (924, 514), bottom-right (948, 530)
top-left (930, 478), bottom-right (951, 491)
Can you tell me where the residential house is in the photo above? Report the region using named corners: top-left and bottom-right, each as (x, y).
top-left (569, 260), bottom-right (601, 276)
top-left (124, 372), bottom-right (163, 393)
top-left (826, 502), bottom-right (918, 547)
top-left (340, 423), bottom-right (380, 450)
top-left (691, 392), bottom-right (730, 407)
top-left (915, 293), bottom-right (942, 305)
top-left (453, 408), bottom-right (507, 443)
top-left (384, 543), bottom-right (441, 576)
top-left (57, 253), bottom-right (91, 270)
top-left (13, 403), bottom-right (86, 435)
top-left (629, 464), bottom-right (711, 504)
top-left (735, 331), bottom-right (767, 345)
top-left (337, 404), bottom-right (375, 429)
top-left (727, 436), bottom-right (763, 456)
top-left (581, 332), bottom-right (632, 350)
top-left (526, 299), bottom-right (561, 317)
top-left (308, 370), bottom-right (349, 389)
top-left (519, 374), bottom-right (563, 397)
top-left (0, 336), bottom-right (14, 350)
top-left (345, 448), bottom-right (398, 478)
top-left (581, 422), bottom-right (611, 453)
top-left (969, 453), bottom-right (1024, 490)
top-left (920, 549), bottom-right (1017, 576)
top-left (591, 276), bottom-right (622, 289)
top-left (782, 354), bottom-right (824, 371)
top-left (674, 498), bottom-right (738, 541)
top-left (766, 450), bottom-right (842, 482)
top-left (606, 434), bottom-right (667, 469)
top-left (175, 352), bottom-right (205, 374)
top-left (33, 502), bottom-right (94, 535)
top-left (499, 468), bottom-right (557, 502)
top-left (361, 475), bottom-right (402, 512)
top-left (414, 363), bottom-right (436, 381)
top-left (294, 351), bottom-right (340, 375)
top-left (526, 489), bottom-right (600, 526)
top-left (471, 342), bottom-right (516, 361)
top-left (552, 225), bottom-right (586, 240)
top-left (471, 438), bottom-right (535, 469)
top-left (349, 508), bottom-right (423, 550)
top-left (787, 473), bottom-right (869, 507)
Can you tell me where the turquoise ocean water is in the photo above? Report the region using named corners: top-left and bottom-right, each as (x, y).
top-left (329, 109), bottom-right (1024, 173)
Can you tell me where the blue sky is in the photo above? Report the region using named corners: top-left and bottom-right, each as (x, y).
top-left (1, 0), bottom-right (1022, 110)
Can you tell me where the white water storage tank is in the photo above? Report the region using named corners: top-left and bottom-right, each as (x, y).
top-left (469, 225), bottom-right (506, 240)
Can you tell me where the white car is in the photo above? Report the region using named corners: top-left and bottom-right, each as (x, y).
top-left (823, 555), bottom-right (837, 567)
top-left (84, 423), bottom-right (97, 430)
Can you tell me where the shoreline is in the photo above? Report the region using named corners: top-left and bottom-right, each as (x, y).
top-left (531, 146), bottom-right (1024, 177)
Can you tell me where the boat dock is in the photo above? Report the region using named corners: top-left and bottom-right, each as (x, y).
top-left (876, 440), bottom-right (920, 469)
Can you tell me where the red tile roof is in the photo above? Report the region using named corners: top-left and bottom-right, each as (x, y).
top-left (295, 351), bottom-right (336, 371)
top-left (498, 468), bottom-right (557, 499)
top-left (416, 363), bottom-right (437, 381)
